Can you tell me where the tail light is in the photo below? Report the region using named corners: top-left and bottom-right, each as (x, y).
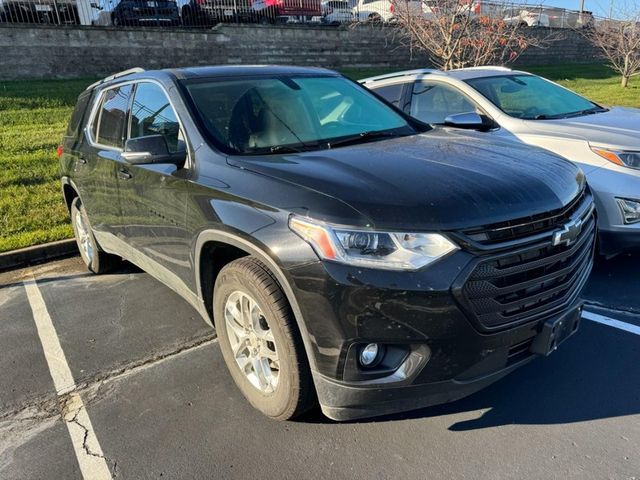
top-left (473, 2), bottom-right (480, 14)
top-left (196, 0), bottom-right (205, 5)
top-left (389, 3), bottom-right (394, 12)
top-left (56, 145), bottom-right (64, 158)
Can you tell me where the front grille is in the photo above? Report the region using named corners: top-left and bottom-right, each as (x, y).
top-left (462, 189), bottom-right (587, 246)
top-left (456, 191), bottom-right (595, 330)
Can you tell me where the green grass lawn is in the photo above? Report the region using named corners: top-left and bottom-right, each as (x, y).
top-left (0, 64), bottom-right (638, 253)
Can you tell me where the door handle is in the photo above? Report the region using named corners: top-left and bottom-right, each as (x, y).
top-left (118, 168), bottom-right (132, 180)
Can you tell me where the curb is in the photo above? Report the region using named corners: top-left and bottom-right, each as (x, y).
top-left (0, 239), bottom-right (78, 272)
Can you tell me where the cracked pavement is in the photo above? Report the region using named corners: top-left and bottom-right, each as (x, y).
top-left (0, 254), bottom-right (639, 479)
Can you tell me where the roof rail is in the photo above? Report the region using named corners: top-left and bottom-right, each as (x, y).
top-left (358, 68), bottom-right (441, 84)
top-left (85, 67), bottom-right (145, 91)
top-left (452, 66), bottom-right (512, 72)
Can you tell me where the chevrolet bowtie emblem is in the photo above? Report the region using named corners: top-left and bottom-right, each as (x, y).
top-left (552, 218), bottom-right (583, 247)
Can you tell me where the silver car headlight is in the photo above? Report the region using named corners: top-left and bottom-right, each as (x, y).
top-left (616, 198), bottom-right (640, 224)
top-left (591, 146), bottom-right (640, 169)
top-left (289, 216), bottom-right (458, 271)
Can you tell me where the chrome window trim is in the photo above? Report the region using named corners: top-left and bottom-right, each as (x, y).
top-left (85, 78), bottom-right (192, 167)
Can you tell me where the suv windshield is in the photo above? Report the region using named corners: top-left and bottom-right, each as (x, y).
top-left (182, 75), bottom-right (417, 154)
top-left (466, 74), bottom-right (606, 120)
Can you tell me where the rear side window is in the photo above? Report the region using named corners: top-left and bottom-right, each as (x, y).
top-left (66, 90), bottom-right (93, 137)
top-left (92, 84), bottom-right (133, 148)
top-left (371, 83), bottom-right (405, 107)
top-left (130, 82), bottom-right (182, 153)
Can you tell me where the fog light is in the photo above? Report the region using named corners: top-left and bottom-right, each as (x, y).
top-left (359, 343), bottom-right (380, 367)
top-left (616, 198), bottom-right (640, 224)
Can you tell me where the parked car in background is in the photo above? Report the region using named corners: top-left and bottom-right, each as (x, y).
top-left (111, 0), bottom-right (180, 25)
top-left (321, 0), bottom-right (351, 24)
top-left (181, 0), bottom-right (253, 26)
top-left (503, 9), bottom-right (549, 27)
top-left (351, 0), bottom-right (423, 22)
top-left (0, 0), bottom-right (79, 24)
top-left (361, 66), bottom-right (640, 256)
top-left (60, 65), bottom-right (593, 421)
top-left (251, 0), bottom-right (321, 23)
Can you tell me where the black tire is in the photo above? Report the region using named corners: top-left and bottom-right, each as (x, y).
top-left (70, 197), bottom-right (120, 274)
top-left (181, 6), bottom-right (192, 26)
top-left (213, 257), bottom-right (316, 420)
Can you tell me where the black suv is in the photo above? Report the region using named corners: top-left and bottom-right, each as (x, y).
top-left (111, 0), bottom-right (180, 26)
top-left (180, 0), bottom-right (254, 26)
top-left (59, 66), bottom-right (595, 421)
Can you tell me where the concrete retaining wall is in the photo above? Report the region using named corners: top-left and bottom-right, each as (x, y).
top-left (0, 24), bottom-right (602, 80)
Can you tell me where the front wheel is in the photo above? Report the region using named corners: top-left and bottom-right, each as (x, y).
top-left (213, 257), bottom-right (316, 420)
top-left (70, 197), bottom-right (120, 274)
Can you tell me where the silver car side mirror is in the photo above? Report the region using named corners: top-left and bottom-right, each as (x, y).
top-left (444, 112), bottom-right (486, 130)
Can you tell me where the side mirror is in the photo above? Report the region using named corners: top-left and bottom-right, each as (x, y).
top-left (444, 112), bottom-right (490, 130)
top-left (121, 135), bottom-right (186, 166)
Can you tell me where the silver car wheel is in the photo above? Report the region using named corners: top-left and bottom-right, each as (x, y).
top-left (74, 210), bottom-right (94, 264)
top-left (224, 290), bottom-right (280, 393)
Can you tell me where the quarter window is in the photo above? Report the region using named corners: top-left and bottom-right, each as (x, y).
top-left (130, 82), bottom-right (182, 153)
top-left (93, 84), bottom-right (132, 148)
top-left (410, 81), bottom-right (476, 125)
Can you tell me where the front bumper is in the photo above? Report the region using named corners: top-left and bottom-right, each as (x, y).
top-left (286, 249), bottom-right (589, 421)
top-left (316, 302), bottom-right (583, 421)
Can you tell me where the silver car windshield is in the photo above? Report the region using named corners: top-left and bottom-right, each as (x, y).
top-left (466, 74), bottom-right (606, 120)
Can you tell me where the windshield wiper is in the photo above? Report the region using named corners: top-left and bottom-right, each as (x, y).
top-left (270, 145), bottom-right (304, 154)
top-left (531, 106), bottom-right (608, 121)
top-left (564, 106), bottom-right (609, 118)
top-left (325, 131), bottom-right (402, 149)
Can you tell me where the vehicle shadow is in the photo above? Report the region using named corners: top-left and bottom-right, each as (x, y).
top-left (0, 259), bottom-right (142, 289)
top-left (300, 316), bottom-right (640, 429)
top-left (583, 249), bottom-right (640, 313)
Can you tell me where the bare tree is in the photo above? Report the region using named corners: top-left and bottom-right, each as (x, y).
top-left (391, 0), bottom-right (553, 71)
top-left (584, 7), bottom-right (640, 87)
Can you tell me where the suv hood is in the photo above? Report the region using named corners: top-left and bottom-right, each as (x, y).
top-left (521, 106), bottom-right (640, 149)
top-left (228, 129), bottom-right (584, 231)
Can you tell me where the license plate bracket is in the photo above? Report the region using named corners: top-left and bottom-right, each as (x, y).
top-left (530, 306), bottom-right (582, 356)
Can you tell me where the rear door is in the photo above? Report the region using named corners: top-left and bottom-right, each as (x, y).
top-left (78, 83), bottom-right (133, 241)
top-left (118, 81), bottom-right (192, 283)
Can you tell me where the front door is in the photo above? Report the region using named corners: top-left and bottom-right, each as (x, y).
top-left (118, 81), bottom-right (192, 284)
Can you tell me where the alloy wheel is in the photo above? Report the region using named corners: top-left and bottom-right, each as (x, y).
top-left (224, 291), bottom-right (280, 393)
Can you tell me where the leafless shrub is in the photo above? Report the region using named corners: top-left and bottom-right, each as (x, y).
top-left (391, 0), bottom-right (558, 70)
top-left (584, 4), bottom-right (640, 87)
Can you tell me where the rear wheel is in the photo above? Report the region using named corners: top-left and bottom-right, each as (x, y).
top-left (213, 257), bottom-right (316, 420)
top-left (70, 197), bottom-right (120, 274)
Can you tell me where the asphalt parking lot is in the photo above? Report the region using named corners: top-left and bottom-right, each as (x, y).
top-left (1, 252), bottom-right (639, 480)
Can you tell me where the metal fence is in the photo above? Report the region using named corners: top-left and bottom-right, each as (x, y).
top-left (0, 0), bottom-right (597, 29)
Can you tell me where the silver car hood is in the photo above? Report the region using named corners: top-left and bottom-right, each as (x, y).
top-left (520, 106), bottom-right (640, 150)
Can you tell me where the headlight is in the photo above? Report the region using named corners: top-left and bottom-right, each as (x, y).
top-left (289, 216), bottom-right (458, 270)
top-left (616, 198), bottom-right (640, 224)
top-left (591, 146), bottom-right (640, 169)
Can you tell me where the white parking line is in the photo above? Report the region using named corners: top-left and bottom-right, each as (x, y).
top-left (24, 277), bottom-right (112, 480)
top-left (582, 310), bottom-right (640, 336)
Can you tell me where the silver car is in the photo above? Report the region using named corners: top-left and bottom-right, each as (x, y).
top-left (360, 67), bottom-right (640, 256)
